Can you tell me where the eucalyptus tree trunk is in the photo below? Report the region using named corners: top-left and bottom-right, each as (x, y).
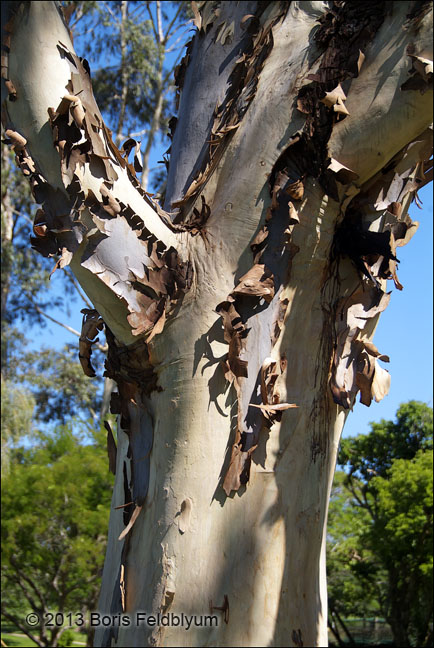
top-left (2, 1), bottom-right (432, 647)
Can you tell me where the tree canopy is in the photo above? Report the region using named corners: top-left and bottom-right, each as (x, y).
top-left (1, 425), bottom-right (114, 647)
top-left (328, 401), bottom-right (433, 647)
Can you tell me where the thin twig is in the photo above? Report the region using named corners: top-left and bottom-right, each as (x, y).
top-left (163, 3), bottom-right (184, 44)
top-left (33, 302), bottom-right (81, 338)
top-left (101, 0), bottom-right (121, 28)
top-left (145, 1), bottom-right (159, 43)
top-left (63, 268), bottom-right (93, 309)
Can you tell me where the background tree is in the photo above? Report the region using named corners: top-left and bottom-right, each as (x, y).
top-left (1, 0), bottom-right (192, 428)
top-left (333, 401), bottom-right (433, 647)
top-left (1, 128), bottom-right (102, 432)
top-left (1, 1), bottom-right (432, 646)
top-left (1, 425), bottom-right (114, 648)
top-left (63, 0), bottom-right (192, 188)
top-left (327, 470), bottom-right (379, 646)
top-left (1, 380), bottom-right (35, 474)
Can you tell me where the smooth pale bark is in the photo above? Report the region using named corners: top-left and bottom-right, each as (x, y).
top-left (2, 2), bottom-right (432, 647)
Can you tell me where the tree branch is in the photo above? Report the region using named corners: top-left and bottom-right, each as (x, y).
top-left (9, 555), bottom-right (48, 612)
top-left (3, 1), bottom-right (183, 346)
top-left (145, 1), bottom-right (159, 43)
top-left (5, 570), bottom-right (43, 616)
top-left (333, 607), bottom-right (357, 646)
top-left (32, 300), bottom-right (108, 352)
top-left (345, 476), bottom-right (377, 521)
top-left (163, 3), bottom-right (184, 45)
top-left (62, 267), bottom-right (93, 309)
top-left (328, 607), bottom-right (345, 647)
top-left (156, 1), bottom-right (163, 44)
top-left (0, 606), bottom-right (44, 648)
top-left (100, 1), bottom-right (121, 28)
top-left (31, 302), bottom-right (81, 338)
top-left (140, 79), bottom-right (164, 190)
top-left (115, 1), bottom-right (129, 146)
top-left (51, 553), bottom-right (67, 597)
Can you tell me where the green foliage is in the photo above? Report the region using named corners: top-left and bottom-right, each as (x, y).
top-left (1, 381), bottom-right (35, 475)
top-left (339, 401), bottom-right (433, 480)
top-left (328, 402), bottom-right (433, 647)
top-left (327, 471), bottom-right (379, 617)
top-left (1, 150), bottom-right (68, 334)
top-left (57, 629), bottom-right (76, 647)
top-left (1, 146), bottom-right (99, 429)
top-left (88, 12), bottom-right (161, 132)
top-left (18, 344), bottom-right (104, 425)
top-left (372, 450), bottom-right (433, 562)
top-left (367, 450), bottom-right (433, 646)
top-left (1, 425), bottom-right (114, 647)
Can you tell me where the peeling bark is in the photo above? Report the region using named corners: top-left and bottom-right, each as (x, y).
top-left (2, 1), bottom-right (432, 647)
top-left (2, 0), bottom-right (186, 345)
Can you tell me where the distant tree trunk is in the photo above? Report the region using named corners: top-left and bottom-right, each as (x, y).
top-left (329, 604), bottom-right (356, 646)
top-left (114, 1), bottom-right (129, 147)
top-left (2, 2), bottom-right (432, 646)
top-left (386, 568), bottom-right (412, 647)
top-left (1, 149), bottom-right (14, 321)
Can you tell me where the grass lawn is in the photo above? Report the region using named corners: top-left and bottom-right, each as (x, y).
top-left (1, 633), bottom-right (38, 647)
top-left (1, 626), bottom-right (87, 647)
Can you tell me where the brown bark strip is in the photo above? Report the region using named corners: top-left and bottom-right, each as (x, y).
top-left (42, 43), bottom-right (193, 338)
top-left (330, 125), bottom-right (432, 408)
top-left (219, 146), bottom-right (304, 495)
top-left (401, 46), bottom-right (433, 93)
top-left (118, 504), bottom-right (143, 541)
top-left (293, 1), bottom-right (387, 197)
top-left (104, 420), bottom-right (117, 475)
top-left (216, 292), bottom-right (254, 495)
top-left (267, 1), bottom-right (432, 412)
top-left (218, 1), bottom-right (392, 488)
top-left (78, 308), bottom-right (104, 377)
top-left (104, 331), bottom-right (155, 523)
top-left (103, 328), bottom-right (158, 621)
top-left (330, 286), bottom-right (391, 409)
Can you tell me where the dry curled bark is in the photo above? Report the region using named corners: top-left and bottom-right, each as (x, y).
top-left (1, 1), bottom-right (432, 646)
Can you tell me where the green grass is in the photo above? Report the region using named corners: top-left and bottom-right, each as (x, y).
top-left (1, 627), bottom-right (87, 647)
top-left (1, 633), bottom-right (38, 647)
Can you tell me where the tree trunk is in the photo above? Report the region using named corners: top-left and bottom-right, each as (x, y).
top-left (386, 568), bottom-right (411, 647)
top-left (1, 148), bottom-right (14, 323)
top-left (329, 605), bottom-right (356, 646)
top-left (114, 1), bottom-right (130, 147)
top-left (2, 2), bottom-right (432, 647)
